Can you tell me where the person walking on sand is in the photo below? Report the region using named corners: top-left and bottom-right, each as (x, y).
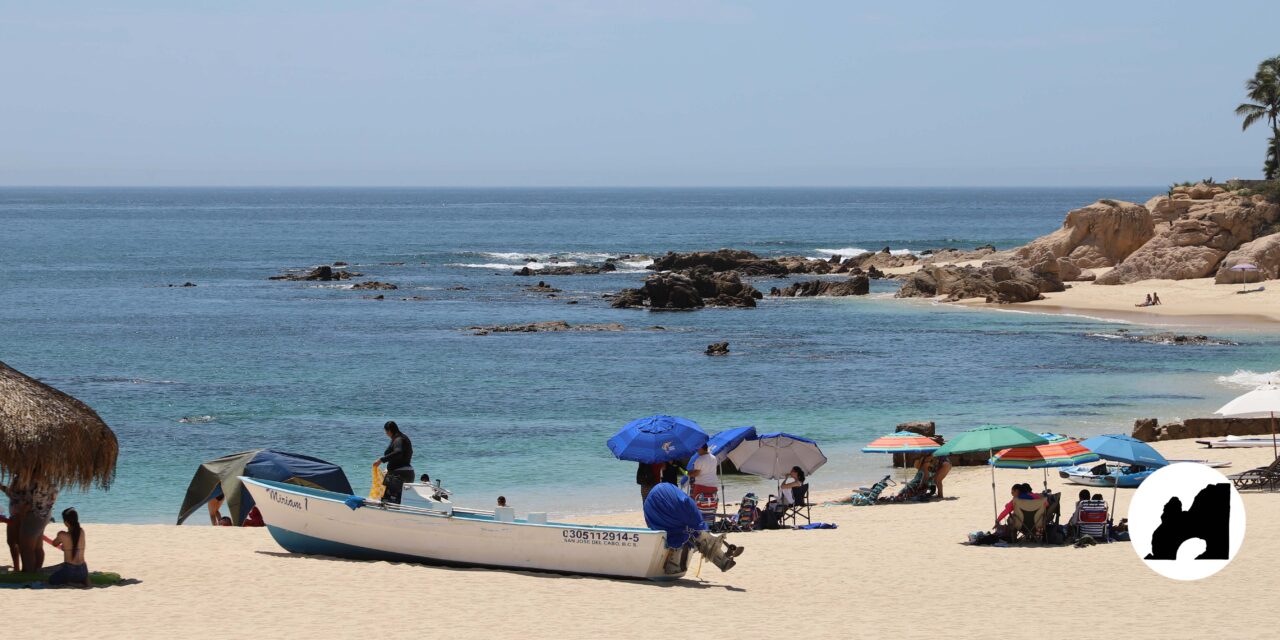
top-left (374, 421), bottom-right (415, 505)
top-left (1, 476), bottom-right (29, 572)
top-left (48, 507), bottom-right (89, 587)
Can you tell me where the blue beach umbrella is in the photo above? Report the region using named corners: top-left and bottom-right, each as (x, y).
top-left (1078, 434), bottom-right (1167, 468)
top-left (687, 426), bottom-right (758, 469)
top-left (1078, 433), bottom-right (1167, 505)
top-left (607, 415), bottom-right (709, 464)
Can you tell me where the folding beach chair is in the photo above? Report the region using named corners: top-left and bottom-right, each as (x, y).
top-left (1229, 457), bottom-right (1280, 492)
top-left (783, 484), bottom-right (812, 526)
top-left (1076, 499), bottom-right (1109, 541)
top-left (1009, 497), bottom-right (1047, 543)
top-left (850, 475), bottom-right (894, 506)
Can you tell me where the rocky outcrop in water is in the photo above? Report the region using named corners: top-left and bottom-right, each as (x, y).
top-left (896, 263), bottom-right (1059, 303)
top-left (705, 341), bottom-right (730, 356)
top-left (1086, 329), bottom-right (1238, 346)
top-left (269, 265), bottom-right (362, 281)
top-left (468, 321), bottom-right (628, 335)
top-left (514, 263), bottom-right (616, 276)
top-left (612, 266), bottom-right (762, 310)
top-left (525, 281), bottom-right (561, 293)
top-left (647, 248), bottom-right (900, 277)
top-left (351, 281), bottom-right (398, 291)
top-left (769, 274), bottom-right (870, 297)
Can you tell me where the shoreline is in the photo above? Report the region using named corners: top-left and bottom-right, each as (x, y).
top-left (882, 263), bottom-right (1280, 331)
top-left (7, 439), bottom-right (1275, 640)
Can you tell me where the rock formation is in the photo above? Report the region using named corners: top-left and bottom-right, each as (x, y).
top-left (1215, 232), bottom-right (1280, 283)
top-left (1084, 330), bottom-right (1237, 346)
top-left (269, 265), bottom-right (361, 281)
top-left (514, 263), bottom-right (616, 276)
top-left (468, 321), bottom-right (628, 335)
top-left (896, 263), bottom-right (1059, 303)
top-left (351, 281), bottom-right (398, 291)
top-left (1010, 199), bottom-right (1154, 283)
top-left (705, 341), bottom-right (729, 356)
top-left (769, 274), bottom-right (870, 297)
top-left (1131, 417), bottom-right (1278, 442)
top-left (1096, 192), bottom-right (1279, 284)
top-left (612, 266), bottom-right (762, 310)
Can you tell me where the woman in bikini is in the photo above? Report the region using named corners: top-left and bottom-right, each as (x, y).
top-left (48, 507), bottom-right (89, 587)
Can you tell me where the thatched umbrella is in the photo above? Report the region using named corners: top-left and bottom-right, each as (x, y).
top-left (0, 360), bottom-right (118, 490)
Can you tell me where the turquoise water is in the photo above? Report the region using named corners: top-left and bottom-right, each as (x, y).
top-left (2, 187), bottom-right (1276, 522)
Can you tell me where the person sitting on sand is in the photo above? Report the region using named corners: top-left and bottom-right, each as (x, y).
top-left (497, 496), bottom-right (507, 508)
top-left (219, 516), bottom-right (233, 527)
top-left (893, 457), bottom-right (933, 501)
top-left (47, 507), bottom-right (89, 587)
top-left (1136, 294), bottom-right (1152, 307)
top-left (1152, 292), bottom-right (1162, 305)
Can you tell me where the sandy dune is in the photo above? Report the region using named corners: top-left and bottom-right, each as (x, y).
top-left (2, 439), bottom-right (1275, 640)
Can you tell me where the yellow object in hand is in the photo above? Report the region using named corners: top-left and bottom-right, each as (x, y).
top-left (369, 466), bottom-right (386, 500)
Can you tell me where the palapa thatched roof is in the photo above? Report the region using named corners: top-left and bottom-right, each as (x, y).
top-left (0, 360), bottom-right (118, 490)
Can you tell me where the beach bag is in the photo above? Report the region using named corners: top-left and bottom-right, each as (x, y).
top-left (1046, 524), bottom-right (1066, 545)
top-left (369, 466), bottom-right (386, 500)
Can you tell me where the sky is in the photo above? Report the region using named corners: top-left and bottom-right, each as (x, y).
top-left (2, 1), bottom-right (1279, 187)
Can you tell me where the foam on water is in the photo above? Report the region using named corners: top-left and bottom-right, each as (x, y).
top-left (813, 246), bottom-right (915, 259)
top-left (1217, 369), bottom-right (1280, 388)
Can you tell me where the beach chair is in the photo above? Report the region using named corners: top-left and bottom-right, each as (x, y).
top-left (850, 475), bottom-right (894, 506)
top-left (1076, 499), bottom-right (1109, 541)
top-left (1008, 498), bottom-right (1047, 543)
top-left (783, 484), bottom-right (812, 526)
top-left (1229, 457), bottom-right (1280, 491)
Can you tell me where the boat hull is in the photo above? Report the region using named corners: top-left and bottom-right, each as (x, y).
top-left (241, 478), bottom-right (684, 580)
top-left (1059, 464), bottom-right (1154, 488)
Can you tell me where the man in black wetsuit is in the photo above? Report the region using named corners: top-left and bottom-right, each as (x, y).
top-left (374, 421), bottom-right (415, 504)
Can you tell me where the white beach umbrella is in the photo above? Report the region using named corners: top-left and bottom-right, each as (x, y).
top-left (1215, 383), bottom-right (1280, 459)
top-left (1229, 263), bottom-right (1259, 292)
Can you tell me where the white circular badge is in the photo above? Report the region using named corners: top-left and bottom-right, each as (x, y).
top-left (1128, 463), bottom-right (1245, 581)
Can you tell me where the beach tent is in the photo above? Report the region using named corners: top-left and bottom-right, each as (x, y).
top-left (176, 449), bottom-right (353, 526)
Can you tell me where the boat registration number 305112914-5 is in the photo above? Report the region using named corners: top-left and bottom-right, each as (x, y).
top-left (561, 529), bottom-right (641, 547)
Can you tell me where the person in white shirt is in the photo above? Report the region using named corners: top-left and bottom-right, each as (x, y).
top-left (688, 444), bottom-right (720, 522)
top-left (689, 444), bottom-right (719, 490)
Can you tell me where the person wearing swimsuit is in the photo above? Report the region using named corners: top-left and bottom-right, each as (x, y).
top-left (48, 507), bottom-right (89, 587)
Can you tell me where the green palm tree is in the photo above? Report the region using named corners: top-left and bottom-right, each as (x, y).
top-left (1236, 57), bottom-right (1280, 180)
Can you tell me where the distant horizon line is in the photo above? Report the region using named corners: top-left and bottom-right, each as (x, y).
top-left (0, 184), bottom-right (1171, 190)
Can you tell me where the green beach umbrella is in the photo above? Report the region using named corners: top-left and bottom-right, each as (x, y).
top-left (933, 425), bottom-right (1049, 521)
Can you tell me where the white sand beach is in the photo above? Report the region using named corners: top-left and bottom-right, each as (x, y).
top-left (4, 439), bottom-right (1275, 640)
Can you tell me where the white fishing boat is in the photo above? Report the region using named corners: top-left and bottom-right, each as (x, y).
top-left (240, 477), bottom-right (692, 580)
top-left (1194, 435), bottom-right (1279, 449)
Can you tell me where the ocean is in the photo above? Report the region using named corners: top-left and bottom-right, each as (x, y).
top-left (2, 187), bottom-right (1277, 522)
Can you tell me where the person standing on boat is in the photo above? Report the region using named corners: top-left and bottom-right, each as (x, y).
top-left (374, 421), bottom-right (415, 505)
